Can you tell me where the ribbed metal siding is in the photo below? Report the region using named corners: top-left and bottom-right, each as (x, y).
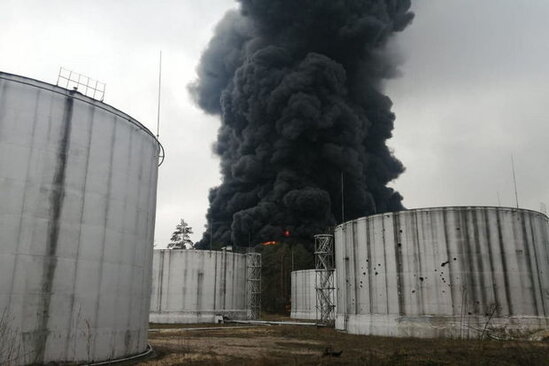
top-left (290, 270), bottom-right (317, 320)
top-left (150, 250), bottom-right (249, 323)
top-left (290, 269), bottom-right (337, 320)
top-left (0, 72), bottom-right (159, 364)
top-left (335, 206), bottom-right (549, 338)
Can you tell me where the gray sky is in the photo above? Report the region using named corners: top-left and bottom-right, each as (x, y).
top-left (387, 0), bottom-right (549, 213)
top-left (1, 0), bottom-right (548, 245)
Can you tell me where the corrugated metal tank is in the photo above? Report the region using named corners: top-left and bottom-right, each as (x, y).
top-left (335, 206), bottom-right (549, 338)
top-left (291, 270), bottom-right (317, 320)
top-left (150, 249), bottom-right (250, 323)
top-left (0, 72), bottom-right (160, 364)
top-left (290, 269), bottom-right (337, 320)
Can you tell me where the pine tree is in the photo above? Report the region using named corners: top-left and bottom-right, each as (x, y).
top-left (167, 219), bottom-right (194, 249)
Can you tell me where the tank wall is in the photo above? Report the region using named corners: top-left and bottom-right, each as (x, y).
top-left (290, 269), bottom-right (336, 320)
top-left (0, 73), bottom-right (159, 364)
top-left (335, 207), bottom-right (549, 338)
top-left (150, 250), bottom-right (249, 323)
top-left (291, 270), bottom-right (317, 320)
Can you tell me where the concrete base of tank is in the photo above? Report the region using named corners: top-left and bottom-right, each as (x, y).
top-left (150, 310), bottom-right (248, 324)
top-left (290, 311), bottom-right (318, 320)
top-left (336, 314), bottom-right (549, 339)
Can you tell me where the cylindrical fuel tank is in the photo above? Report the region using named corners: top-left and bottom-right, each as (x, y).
top-left (0, 72), bottom-right (160, 364)
top-left (335, 206), bottom-right (549, 338)
top-left (150, 249), bottom-right (251, 323)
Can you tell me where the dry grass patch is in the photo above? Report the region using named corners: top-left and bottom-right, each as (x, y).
top-left (143, 324), bottom-right (549, 366)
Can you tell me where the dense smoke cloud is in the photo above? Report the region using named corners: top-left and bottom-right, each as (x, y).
top-left (190, 0), bottom-right (413, 248)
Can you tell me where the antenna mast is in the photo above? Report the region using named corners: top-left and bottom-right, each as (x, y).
top-left (511, 154), bottom-right (519, 209)
top-left (340, 171), bottom-right (345, 223)
top-left (156, 51), bottom-right (163, 139)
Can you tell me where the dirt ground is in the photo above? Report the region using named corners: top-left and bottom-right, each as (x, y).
top-left (141, 322), bottom-right (549, 366)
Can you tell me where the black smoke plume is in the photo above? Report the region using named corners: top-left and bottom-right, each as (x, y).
top-left (191, 0), bottom-right (413, 249)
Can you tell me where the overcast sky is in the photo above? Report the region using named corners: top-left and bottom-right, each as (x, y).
top-left (1, 0), bottom-right (548, 245)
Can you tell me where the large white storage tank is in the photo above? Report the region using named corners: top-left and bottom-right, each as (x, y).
top-left (335, 206), bottom-right (549, 338)
top-left (150, 249), bottom-right (254, 323)
top-left (0, 72), bottom-right (160, 364)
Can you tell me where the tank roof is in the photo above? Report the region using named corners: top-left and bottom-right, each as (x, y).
top-left (337, 205), bottom-right (549, 229)
top-left (0, 71), bottom-right (161, 146)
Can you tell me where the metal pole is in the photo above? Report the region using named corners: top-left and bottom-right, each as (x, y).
top-left (291, 244), bottom-right (294, 272)
top-left (209, 220), bottom-right (213, 250)
top-left (511, 154), bottom-right (519, 208)
top-left (341, 171), bottom-right (345, 224)
top-left (156, 51), bottom-right (162, 139)
top-left (56, 66), bottom-right (62, 86)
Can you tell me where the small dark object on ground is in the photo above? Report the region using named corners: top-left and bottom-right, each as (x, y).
top-left (322, 347), bottom-right (343, 357)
